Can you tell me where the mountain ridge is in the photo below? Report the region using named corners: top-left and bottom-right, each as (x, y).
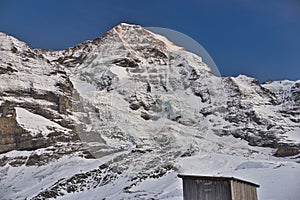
top-left (0, 23), bottom-right (299, 200)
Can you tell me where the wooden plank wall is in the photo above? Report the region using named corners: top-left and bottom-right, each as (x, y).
top-left (230, 180), bottom-right (258, 200)
top-left (182, 178), bottom-right (232, 200)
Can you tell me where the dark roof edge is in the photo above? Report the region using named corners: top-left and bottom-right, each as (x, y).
top-left (178, 174), bottom-right (260, 188)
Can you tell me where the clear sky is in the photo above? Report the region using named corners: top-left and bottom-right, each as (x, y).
top-left (0, 0), bottom-right (299, 82)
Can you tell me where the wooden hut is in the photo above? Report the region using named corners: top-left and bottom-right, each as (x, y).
top-left (178, 175), bottom-right (259, 200)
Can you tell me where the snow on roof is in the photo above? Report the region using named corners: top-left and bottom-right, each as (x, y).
top-left (178, 174), bottom-right (260, 187)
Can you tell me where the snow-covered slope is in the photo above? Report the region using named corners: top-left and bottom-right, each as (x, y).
top-left (0, 23), bottom-right (299, 200)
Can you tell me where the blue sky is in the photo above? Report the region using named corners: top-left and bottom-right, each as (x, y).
top-left (0, 0), bottom-right (299, 82)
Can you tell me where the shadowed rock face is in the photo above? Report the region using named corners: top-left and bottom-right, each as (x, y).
top-left (0, 101), bottom-right (27, 153)
top-left (0, 100), bottom-right (79, 153)
top-left (0, 32), bottom-right (78, 154)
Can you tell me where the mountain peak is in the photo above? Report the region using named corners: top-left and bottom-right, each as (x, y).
top-left (0, 32), bottom-right (29, 52)
top-left (1, 23), bottom-right (300, 200)
top-left (107, 23), bottom-right (182, 52)
top-left (115, 22), bottom-right (141, 28)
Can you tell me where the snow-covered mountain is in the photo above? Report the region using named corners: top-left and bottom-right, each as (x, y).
top-left (0, 23), bottom-right (299, 200)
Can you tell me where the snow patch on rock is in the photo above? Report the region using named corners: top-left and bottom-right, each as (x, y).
top-left (16, 107), bottom-right (70, 136)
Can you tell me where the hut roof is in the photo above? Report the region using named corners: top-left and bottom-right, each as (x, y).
top-left (178, 174), bottom-right (260, 188)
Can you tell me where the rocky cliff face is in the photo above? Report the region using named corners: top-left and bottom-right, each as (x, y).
top-left (0, 23), bottom-right (299, 200)
top-left (0, 32), bottom-right (78, 155)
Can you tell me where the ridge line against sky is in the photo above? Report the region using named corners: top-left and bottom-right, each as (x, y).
top-left (0, 0), bottom-right (299, 82)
